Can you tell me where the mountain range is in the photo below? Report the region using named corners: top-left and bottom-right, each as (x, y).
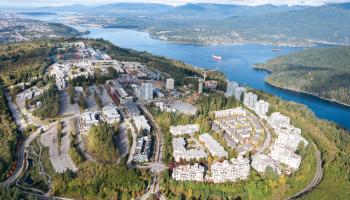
top-left (18, 3), bottom-right (350, 46)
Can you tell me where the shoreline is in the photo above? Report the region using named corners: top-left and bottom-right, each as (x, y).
top-left (102, 27), bottom-right (330, 48)
top-left (252, 65), bottom-right (350, 108)
top-left (265, 78), bottom-right (350, 109)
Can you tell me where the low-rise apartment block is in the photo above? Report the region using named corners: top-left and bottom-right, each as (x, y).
top-left (170, 124), bottom-right (200, 136)
top-left (211, 157), bottom-right (250, 183)
top-left (133, 115), bottom-right (151, 133)
top-left (199, 133), bottom-right (228, 159)
top-left (172, 137), bottom-right (207, 162)
top-left (251, 154), bottom-right (281, 175)
top-left (213, 107), bottom-right (247, 119)
top-left (172, 164), bottom-right (205, 182)
top-left (133, 135), bottom-right (152, 163)
top-left (269, 144), bottom-right (301, 170)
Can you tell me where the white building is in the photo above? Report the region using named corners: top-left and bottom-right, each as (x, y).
top-left (172, 138), bottom-right (207, 162)
top-left (155, 102), bottom-right (176, 113)
top-left (172, 164), bottom-right (205, 182)
top-left (133, 115), bottom-right (151, 133)
top-left (234, 87), bottom-right (246, 101)
top-left (80, 111), bottom-right (100, 132)
top-left (225, 81), bottom-right (238, 97)
top-left (275, 128), bottom-right (308, 151)
top-left (243, 92), bottom-right (258, 109)
top-left (139, 83), bottom-right (153, 102)
top-left (170, 124), bottom-right (200, 136)
top-left (199, 133), bottom-right (228, 159)
top-left (102, 105), bottom-right (121, 124)
top-left (251, 154), bottom-right (281, 175)
top-left (166, 78), bottom-right (175, 91)
top-left (211, 157), bottom-right (250, 183)
top-left (254, 100), bottom-right (270, 116)
top-left (213, 107), bottom-right (247, 119)
top-left (268, 112), bottom-right (291, 129)
top-left (269, 144), bottom-right (301, 170)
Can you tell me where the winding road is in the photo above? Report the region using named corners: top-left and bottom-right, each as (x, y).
top-left (0, 124), bottom-right (52, 187)
top-left (285, 149), bottom-right (323, 200)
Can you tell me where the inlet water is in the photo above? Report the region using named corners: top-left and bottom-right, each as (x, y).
top-left (87, 28), bottom-right (350, 130)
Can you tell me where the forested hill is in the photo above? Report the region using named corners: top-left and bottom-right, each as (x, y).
top-left (255, 46), bottom-right (350, 105)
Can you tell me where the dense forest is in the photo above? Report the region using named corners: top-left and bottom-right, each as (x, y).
top-left (0, 40), bottom-right (57, 87)
top-left (52, 161), bottom-right (150, 200)
top-left (0, 86), bottom-right (19, 181)
top-left (255, 46), bottom-right (350, 105)
top-left (85, 123), bottom-right (118, 163)
top-left (32, 85), bottom-right (60, 119)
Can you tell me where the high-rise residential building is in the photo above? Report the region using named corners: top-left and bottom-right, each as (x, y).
top-left (234, 87), bottom-right (246, 101)
top-left (198, 78), bottom-right (204, 94)
top-left (225, 81), bottom-right (238, 97)
top-left (243, 92), bottom-right (258, 109)
top-left (254, 100), bottom-right (270, 116)
top-left (139, 83), bottom-right (153, 102)
top-left (166, 78), bottom-right (175, 91)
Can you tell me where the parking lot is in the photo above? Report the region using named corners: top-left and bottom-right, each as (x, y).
top-left (40, 120), bottom-right (77, 173)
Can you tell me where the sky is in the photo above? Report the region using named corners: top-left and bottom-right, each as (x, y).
top-left (1, 0), bottom-right (349, 7)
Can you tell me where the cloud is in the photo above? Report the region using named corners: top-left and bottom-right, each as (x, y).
top-left (1, 0), bottom-right (350, 7)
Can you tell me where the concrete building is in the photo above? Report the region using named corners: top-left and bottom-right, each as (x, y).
top-left (252, 154), bottom-right (281, 175)
top-left (243, 92), bottom-right (258, 109)
top-left (268, 112), bottom-right (291, 129)
top-left (234, 87), bottom-right (246, 101)
top-left (139, 83), bottom-right (154, 102)
top-left (172, 164), bottom-right (205, 182)
top-left (102, 105), bottom-right (121, 124)
top-left (170, 124), bottom-right (200, 136)
top-left (80, 111), bottom-right (100, 132)
top-left (204, 80), bottom-right (218, 90)
top-left (133, 135), bottom-right (152, 162)
top-left (172, 137), bottom-right (207, 162)
top-left (211, 157), bottom-right (250, 183)
top-left (133, 115), bottom-right (151, 133)
top-left (124, 101), bottom-right (141, 117)
top-left (166, 78), bottom-right (175, 91)
top-left (225, 81), bottom-right (238, 97)
top-left (269, 144), bottom-right (301, 170)
top-left (254, 100), bottom-right (270, 116)
top-left (199, 133), bottom-right (228, 159)
top-left (106, 79), bottom-right (133, 105)
top-left (213, 107), bottom-right (247, 119)
top-left (275, 128), bottom-right (308, 151)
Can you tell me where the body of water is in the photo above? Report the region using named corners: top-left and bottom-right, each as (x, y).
top-left (87, 28), bottom-right (350, 130)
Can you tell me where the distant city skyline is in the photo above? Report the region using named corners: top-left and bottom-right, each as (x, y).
top-left (1, 0), bottom-right (350, 7)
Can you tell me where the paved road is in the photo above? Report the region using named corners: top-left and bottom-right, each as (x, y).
top-left (255, 117), bottom-right (272, 155)
top-left (3, 90), bottom-right (27, 131)
top-left (137, 101), bottom-right (166, 200)
top-left (137, 102), bottom-right (163, 162)
top-left (285, 149), bottom-right (323, 200)
top-left (126, 120), bottom-right (137, 167)
top-left (0, 124), bottom-right (53, 187)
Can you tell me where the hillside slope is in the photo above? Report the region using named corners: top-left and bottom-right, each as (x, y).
top-left (255, 46), bottom-right (350, 105)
